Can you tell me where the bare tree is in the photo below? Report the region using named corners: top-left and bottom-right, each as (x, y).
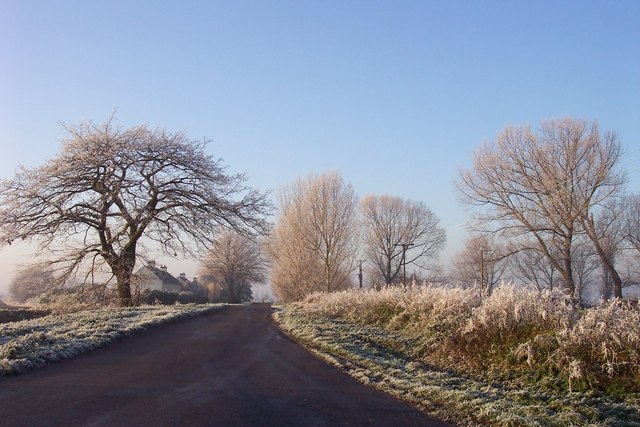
top-left (457, 118), bottom-right (625, 297)
top-left (8, 263), bottom-right (55, 303)
top-left (199, 230), bottom-right (266, 303)
top-left (510, 246), bottom-right (561, 292)
top-left (570, 238), bottom-right (600, 304)
top-left (0, 117), bottom-right (271, 306)
top-left (268, 171), bottom-right (358, 301)
top-left (450, 234), bottom-right (507, 296)
top-left (360, 195), bottom-right (445, 286)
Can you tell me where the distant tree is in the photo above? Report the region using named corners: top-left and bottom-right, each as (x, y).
top-left (360, 195), bottom-right (445, 286)
top-left (623, 193), bottom-right (640, 255)
top-left (457, 118), bottom-right (625, 297)
top-left (199, 230), bottom-right (266, 303)
top-left (186, 277), bottom-right (209, 300)
top-left (509, 246), bottom-right (561, 292)
top-left (0, 116), bottom-right (271, 307)
top-left (9, 263), bottom-right (55, 303)
top-left (269, 171), bottom-right (358, 301)
top-left (450, 234), bottom-right (507, 296)
top-left (570, 239), bottom-right (600, 304)
top-left (581, 198), bottom-right (627, 299)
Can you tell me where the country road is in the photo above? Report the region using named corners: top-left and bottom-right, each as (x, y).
top-left (0, 304), bottom-right (448, 426)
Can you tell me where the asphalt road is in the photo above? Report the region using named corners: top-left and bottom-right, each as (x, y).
top-left (0, 303), bottom-right (449, 426)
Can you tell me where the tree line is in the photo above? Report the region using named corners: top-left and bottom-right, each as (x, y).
top-left (1, 116), bottom-right (638, 306)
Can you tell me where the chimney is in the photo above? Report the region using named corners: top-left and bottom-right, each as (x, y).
top-left (147, 260), bottom-right (156, 268)
top-left (179, 273), bottom-right (186, 278)
top-left (160, 265), bottom-right (167, 272)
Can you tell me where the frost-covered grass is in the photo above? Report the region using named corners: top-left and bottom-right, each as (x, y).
top-left (0, 304), bottom-right (223, 376)
top-left (273, 285), bottom-right (640, 426)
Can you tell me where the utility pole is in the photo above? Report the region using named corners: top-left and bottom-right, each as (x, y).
top-left (357, 260), bottom-right (365, 289)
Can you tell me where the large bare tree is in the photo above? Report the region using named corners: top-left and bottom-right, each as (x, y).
top-left (199, 229), bottom-right (267, 303)
top-left (360, 195), bottom-right (445, 286)
top-left (0, 117), bottom-right (271, 306)
top-left (268, 171), bottom-right (358, 301)
top-left (457, 118), bottom-right (624, 297)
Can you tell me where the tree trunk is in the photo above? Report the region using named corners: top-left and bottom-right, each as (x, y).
top-left (112, 251), bottom-right (136, 307)
top-left (385, 257), bottom-right (392, 286)
top-left (117, 277), bottom-right (133, 307)
top-left (583, 216), bottom-right (623, 300)
top-left (562, 255), bottom-right (576, 297)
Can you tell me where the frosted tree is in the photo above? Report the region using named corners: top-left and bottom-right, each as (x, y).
top-left (8, 263), bottom-right (55, 303)
top-left (457, 118), bottom-right (624, 297)
top-left (360, 195), bottom-right (445, 286)
top-left (198, 229), bottom-right (267, 303)
top-left (450, 234), bottom-right (507, 296)
top-left (269, 171), bottom-right (358, 301)
top-left (0, 117), bottom-right (271, 306)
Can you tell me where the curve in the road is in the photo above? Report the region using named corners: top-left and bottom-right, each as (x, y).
top-left (0, 303), bottom-right (449, 427)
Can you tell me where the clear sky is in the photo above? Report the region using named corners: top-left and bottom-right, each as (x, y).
top-left (1, 1), bottom-right (639, 295)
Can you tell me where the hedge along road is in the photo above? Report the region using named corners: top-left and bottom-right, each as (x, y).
top-left (0, 303), bottom-right (449, 427)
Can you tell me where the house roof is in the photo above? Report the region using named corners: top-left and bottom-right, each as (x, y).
top-left (135, 265), bottom-right (181, 286)
top-left (176, 275), bottom-right (191, 286)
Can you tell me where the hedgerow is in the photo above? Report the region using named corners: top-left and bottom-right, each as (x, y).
top-left (276, 284), bottom-right (640, 425)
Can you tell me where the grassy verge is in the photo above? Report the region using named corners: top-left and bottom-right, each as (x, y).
top-left (273, 286), bottom-right (640, 426)
top-left (0, 304), bottom-right (223, 376)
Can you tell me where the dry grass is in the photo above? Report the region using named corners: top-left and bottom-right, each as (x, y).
top-left (276, 284), bottom-right (640, 425)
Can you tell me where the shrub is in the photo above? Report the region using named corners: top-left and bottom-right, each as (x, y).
top-left (137, 290), bottom-right (208, 305)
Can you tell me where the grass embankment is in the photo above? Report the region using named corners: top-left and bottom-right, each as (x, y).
top-left (274, 286), bottom-right (640, 426)
top-left (0, 304), bottom-right (223, 376)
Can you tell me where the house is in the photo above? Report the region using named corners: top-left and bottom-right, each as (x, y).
top-left (176, 272), bottom-right (192, 291)
top-left (134, 260), bottom-right (182, 293)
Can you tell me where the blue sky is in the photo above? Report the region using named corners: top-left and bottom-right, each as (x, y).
top-left (1, 1), bottom-right (639, 292)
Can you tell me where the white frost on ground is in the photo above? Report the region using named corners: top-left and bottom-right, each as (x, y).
top-left (273, 305), bottom-right (640, 427)
top-left (0, 304), bottom-right (223, 376)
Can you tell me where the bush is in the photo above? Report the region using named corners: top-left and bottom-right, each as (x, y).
top-left (37, 288), bottom-right (115, 314)
top-left (137, 290), bottom-right (208, 305)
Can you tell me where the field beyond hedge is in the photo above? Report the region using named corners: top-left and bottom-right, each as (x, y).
top-left (274, 285), bottom-right (640, 426)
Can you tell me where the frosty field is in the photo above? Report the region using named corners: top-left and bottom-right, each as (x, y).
top-left (0, 304), bottom-right (223, 376)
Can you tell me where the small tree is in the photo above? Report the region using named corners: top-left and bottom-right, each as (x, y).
top-left (199, 230), bottom-right (266, 303)
top-left (0, 117), bottom-right (271, 306)
top-left (360, 195), bottom-right (446, 286)
top-left (451, 234), bottom-right (507, 296)
top-left (9, 263), bottom-right (55, 303)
